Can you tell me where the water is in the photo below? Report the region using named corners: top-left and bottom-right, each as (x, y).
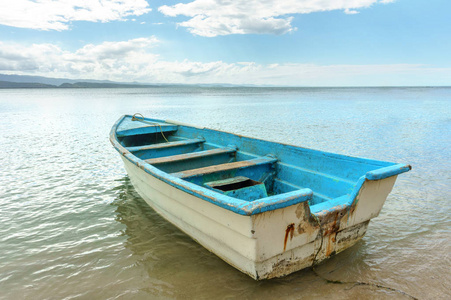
top-left (0, 87), bottom-right (449, 299)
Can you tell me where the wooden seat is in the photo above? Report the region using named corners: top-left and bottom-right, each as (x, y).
top-left (171, 156), bottom-right (277, 179)
top-left (126, 138), bottom-right (205, 153)
top-left (145, 147), bottom-right (236, 165)
top-left (116, 124), bottom-right (178, 137)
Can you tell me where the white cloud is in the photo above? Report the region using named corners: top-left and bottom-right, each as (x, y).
top-left (159, 0), bottom-right (393, 37)
top-left (344, 9), bottom-right (359, 15)
top-left (0, 38), bottom-right (159, 78)
top-left (0, 39), bottom-right (450, 86)
top-left (0, 0), bottom-right (151, 31)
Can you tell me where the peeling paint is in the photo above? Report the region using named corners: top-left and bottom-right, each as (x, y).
top-left (110, 114), bottom-right (411, 280)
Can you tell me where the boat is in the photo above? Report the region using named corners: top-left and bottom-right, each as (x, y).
top-left (110, 114), bottom-right (411, 280)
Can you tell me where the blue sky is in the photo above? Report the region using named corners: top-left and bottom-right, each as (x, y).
top-left (0, 0), bottom-right (450, 86)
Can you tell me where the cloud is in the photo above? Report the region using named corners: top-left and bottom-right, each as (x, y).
top-left (159, 0), bottom-right (393, 37)
top-left (0, 38), bottom-right (159, 77)
top-left (0, 0), bottom-right (151, 31)
top-left (0, 39), bottom-right (450, 86)
top-left (344, 9), bottom-right (359, 15)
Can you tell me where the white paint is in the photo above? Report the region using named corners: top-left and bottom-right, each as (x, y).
top-left (122, 157), bottom-right (397, 279)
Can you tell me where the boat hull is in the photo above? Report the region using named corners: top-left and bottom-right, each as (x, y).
top-left (122, 156), bottom-right (397, 279)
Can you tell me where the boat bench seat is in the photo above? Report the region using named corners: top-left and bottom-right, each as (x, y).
top-left (117, 124), bottom-right (178, 138)
top-left (171, 156), bottom-right (277, 179)
top-left (145, 147), bottom-right (236, 165)
top-left (126, 138), bottom-right (205, 153)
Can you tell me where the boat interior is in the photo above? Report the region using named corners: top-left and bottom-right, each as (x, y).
top-left (116, 116), bottom-right (392, 211)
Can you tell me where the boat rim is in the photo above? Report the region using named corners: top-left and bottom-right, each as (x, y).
top-left (110, 114), bottom-right (411, 216)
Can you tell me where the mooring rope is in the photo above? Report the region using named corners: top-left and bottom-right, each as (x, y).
top-left (310, 213), bottom-right (418, 300)
top-left (131, 113), bottom-right (169, 143)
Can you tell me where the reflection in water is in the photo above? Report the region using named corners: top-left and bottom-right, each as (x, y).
top-left (0, 87), bottom-right (449, 299)
top-left (110, 177), bottom-right (255, 298)
top-left (109, 178), bottom-right (416, 299)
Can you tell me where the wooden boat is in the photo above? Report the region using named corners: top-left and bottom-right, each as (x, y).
top-left (110, 114), bottom-right (411, 280)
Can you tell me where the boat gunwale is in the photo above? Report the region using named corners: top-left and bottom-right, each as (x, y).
top-left (110, 115), bottom-right (411, 216)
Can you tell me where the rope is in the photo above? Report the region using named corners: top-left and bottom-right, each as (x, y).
top-left (310, 213), bottom-right (418, 300)
top-left (131, 113), bottom-right (169, 143)
top-left (311, 213), bottom-right (324, 266)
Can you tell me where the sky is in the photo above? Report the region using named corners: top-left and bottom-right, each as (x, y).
top-left (0, 0), bottom-right (450, 86)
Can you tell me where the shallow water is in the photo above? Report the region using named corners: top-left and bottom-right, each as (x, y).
top-left (0, 87), bottom-right (449, 299)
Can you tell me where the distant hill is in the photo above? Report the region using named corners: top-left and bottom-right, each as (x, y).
top-left (0, 73), bottom-right (260, 88)
top-left (0, 74), bottom-right (127, 86)
top-left (0, 81), bottom-right (56, 88)
top-left (0, 80), bottom-right (162, 89)
top-left (0, 73), bottom-right (153, 88)
top-left (59, 82), bottom-right (159, 88)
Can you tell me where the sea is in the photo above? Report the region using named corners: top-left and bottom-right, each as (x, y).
top-left (0, 87), bottom-right (449, 299)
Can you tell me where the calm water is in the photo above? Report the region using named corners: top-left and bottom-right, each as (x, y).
top-left (0, 87), bottom-right (449, 299)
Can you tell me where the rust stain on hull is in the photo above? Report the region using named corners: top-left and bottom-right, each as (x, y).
top-left (283, 223), bottom-right (295, 251)
top-left (325, 233), bottom-right (337, 256)
top-left (267, 222), bottom-right (369, 280)
top-left (319, 206), bottom-right (348, 236)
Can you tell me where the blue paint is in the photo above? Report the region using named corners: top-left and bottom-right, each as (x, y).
top-left (116, 124), bottom-right (178, 137)
top-left (111, 115), bottom-right (411, 216)
top-left (149, 147), bottom-right (237, 174)
top-left (205, 176), bottom-right (268, 202)
top-left (365, 164), bottom-right (411, 180)
top-left (310, 195), bottom-right (350, 215)
top-left (126, 138), bottom-right (204, 153)
top-left (223, 184), bottom-right (268, 202)
top-left (131, 139), bottom-right (205, 160)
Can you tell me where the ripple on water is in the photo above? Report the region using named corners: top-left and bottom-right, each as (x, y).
top-left (0, 87), bottom-right (450, 299)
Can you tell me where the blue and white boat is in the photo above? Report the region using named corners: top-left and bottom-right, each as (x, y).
top-left (110, 114), bottom-right (411, 280)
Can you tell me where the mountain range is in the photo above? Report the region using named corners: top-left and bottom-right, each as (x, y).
top-left (0, 74), bottom-right (250, 88)
top-left (0, 74), bottom-right (161, 88)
